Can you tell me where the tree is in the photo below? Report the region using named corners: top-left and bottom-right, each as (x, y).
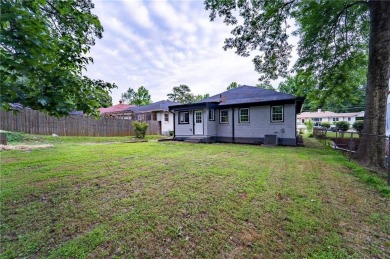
top-left (227, 82), bottom-right (240, 90)
top-left (121, 88), bottom-right (135, 104)
top-left (205, 0), bottom-right (390, 170)
top-left (167, 85), bottom-right (194, 104)
top-left (256, 83), bottom-right (275, 90)
top-left (321, 122), bottom-right (331, 129)
top-left (1, 0), bottom-right (116, 117)
top-left (121, 86), bottom-right (152, 106)
top-left (133, 86), bottom-right (152, 106)
top-left (193, 93), bottom-right (210, 101)
top-left (279, 72), bottom-right (366, 112)
top-left (93, 80), bottom-right (114, 108)
top-left (353, 120), bottom-right (364, 133)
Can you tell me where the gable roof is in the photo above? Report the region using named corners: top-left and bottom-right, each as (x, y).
top-left (169, 85), bottom-right (304, 112)
top-left (196, 85), bottom-right (297, 105)
top-left (98, 103), bottom-right (135, 114)
top-left (125, 100), bottom-right (180, 113)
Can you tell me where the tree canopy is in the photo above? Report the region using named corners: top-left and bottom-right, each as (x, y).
top-left (121, 86), bottom-right (152, 106)
top-left (278, 72), bottom-right (365, 112)
top-left (205, 0), bottom-right (390, 169)
top-left (1, 0), bottom-right (116, 117)
top-left (167, 85), bottom-right (194, 104)
top-left (227, 82), bottom-right (240, 90)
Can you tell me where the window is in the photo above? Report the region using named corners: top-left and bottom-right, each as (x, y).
top-left (332, 118), bottom-right (339, 122)
top-left (348, 117), bottom-right (351, 121)
top-left (220, 110), bottom-right (229, 123)
top-left (302, 119), bottom-right (305, 123)
top-left (271, 106), bottom-right (283, 122)
top-left (152, 112), bottom-right (157, 121)
top-left (179, 111), bottom-right (189, 124)
top-left (239, 108), bottom-right (250, 123)
top-left (208, 109), bottom-right (215, 121)
top-left (137, 114), bottom-right (145, 121)
top-left (164, 113), bottom-right (169, 122)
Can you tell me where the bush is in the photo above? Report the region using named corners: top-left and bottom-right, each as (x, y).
top-left (304, 120), bottom-right (314, 132)
top-left (321, 122), bottom-right (331, 129)
top-left (168, 130), bottom-right (174, 136)
top-left (133, 121), bottom-right (149, 139)
top-left (2, 131), bottom-right (24, 143)
top-left (353, 120), bottom-right (364, 133)
top-left (335, 121), bottom-right (350, 132)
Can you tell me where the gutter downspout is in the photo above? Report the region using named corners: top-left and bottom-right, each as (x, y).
top-left (232, 108), bottom-right (235, 143)
top-left (169, 110), bottom-right (175, 139)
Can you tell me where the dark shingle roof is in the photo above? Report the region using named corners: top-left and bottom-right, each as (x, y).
top-left (126, 100), bottom-right (180, 113)
top-left (196, 85), bottom-right (296, 106)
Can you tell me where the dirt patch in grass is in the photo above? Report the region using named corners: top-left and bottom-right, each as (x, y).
top-left (0, 144), bottom-right (53, 151)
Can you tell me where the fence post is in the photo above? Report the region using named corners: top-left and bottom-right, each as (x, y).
top-left (0, 133), bottom-right (7, 145)
top-left (388, 135), bottom-right (390, 186)
top-left (348, 132), bottom-right (353, 161)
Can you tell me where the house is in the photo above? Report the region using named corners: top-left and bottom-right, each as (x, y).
top-left (98, 101), bottom-right (135, 119)
top-left (169, 86), bottom-right (304, 145)
top-left (297, 109), bottom-right (365, 127)
top-left (124, 100), bottom-right (180, 136)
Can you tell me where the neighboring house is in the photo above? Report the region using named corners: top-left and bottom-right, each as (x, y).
top-left (169, 86), bottom-right (304, 146)
top-left (98, 101), bottom-right (135, 119)
top-left (297, 109), bottom-right (365, 127)
top-left (123, 100), bottom-right (180, 136)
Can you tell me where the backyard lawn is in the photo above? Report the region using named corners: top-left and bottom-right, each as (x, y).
top-left (1, 136), bottom-right (389, 258)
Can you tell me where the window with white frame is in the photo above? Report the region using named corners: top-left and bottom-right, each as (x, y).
top-left (208, 109), bottom-right (215, 121)
top-left (333, 118), bottom-right (339, 122)
top-left (220, 110), bottom-right (229, 123)
top-left (271, 106), bottom-right (283, 122)
top-left (348, 117), bottom-right (351, 121)
top-left (239, 108), bottom-right (250, 123)
top-left (164, 113), bottom-right (169, 122)
top-left (179, 111), bottom-right (189, 124)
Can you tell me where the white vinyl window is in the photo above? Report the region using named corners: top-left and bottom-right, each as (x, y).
top-left (208, 109), bottom-right (215, 121)
top-left (239, 108), bottom-right (250, 123)
top-left (220, 110), bottom-right (229, 124)
top-left (271, 106), bottom-right (283, 122)
top-left (179, 111), bottom-right (189, 124)
top-left (164, 113), bottom-right (169, 122)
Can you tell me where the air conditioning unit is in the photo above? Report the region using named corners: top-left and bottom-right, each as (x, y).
top-left (264, 135), bottom-right (278, 146)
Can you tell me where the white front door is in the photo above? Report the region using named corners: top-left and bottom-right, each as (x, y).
top-left (194, 110), bottom-right (204, 135)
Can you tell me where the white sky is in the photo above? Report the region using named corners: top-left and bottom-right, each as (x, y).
top-left (85, 0), bottom-right (298, 104)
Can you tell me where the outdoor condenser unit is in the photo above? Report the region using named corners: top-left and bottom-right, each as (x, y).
top-left (264, 135), bottom-right (278, 145)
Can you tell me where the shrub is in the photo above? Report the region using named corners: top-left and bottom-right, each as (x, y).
top-left (335, 121), bottom-right (350, 132)
top-left (168, 130), bottom-right (174, 136)
top-left (133, 121), bottom-right (149, 139)
top-left (353, 120), bottom-right (364, 133)
top-left (3, 131), bottom-right (24, 143)
top-left (304, 120), bottom-right (314, 132)
top-left (321, 122), bottom-right (331, 129)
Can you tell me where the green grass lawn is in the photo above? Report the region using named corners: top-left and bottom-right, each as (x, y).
top-left (1, 136), bottom-right (389, 258)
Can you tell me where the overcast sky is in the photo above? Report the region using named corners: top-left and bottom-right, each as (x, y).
top-left (85, 0), bottom-right (296, 104)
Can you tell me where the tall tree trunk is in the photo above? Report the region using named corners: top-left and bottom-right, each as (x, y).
top-left (356, 1), bottom-right (390, 170)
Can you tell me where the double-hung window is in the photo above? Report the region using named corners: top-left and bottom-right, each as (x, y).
top-left (179, 111), bottom-right (189, 124)
top-left (220, 110), bottom-right (229, 123)
top-left (239, 108), bottom-right (250, 123)
top-left (164, 113), bottom-right (169, 122)
top-left (271, 106), bottom-right (283, 122)
top-left (208, 110), bottom-right (215, 121)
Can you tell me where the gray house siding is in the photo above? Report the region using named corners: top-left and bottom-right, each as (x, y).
top-left (232, 104), bottom-right (296, 145)
top-left (173, 104), bottom-right (297, 145)
top-left (175, 111), bottom-right (193, 137)
top-left (216, 108), bottom-right (233, 141)
top-left (207, 109), bottom-right (217, 137)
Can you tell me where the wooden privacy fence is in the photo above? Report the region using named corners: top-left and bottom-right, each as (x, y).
top-left (0, 108), bottom-right (160, 137)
